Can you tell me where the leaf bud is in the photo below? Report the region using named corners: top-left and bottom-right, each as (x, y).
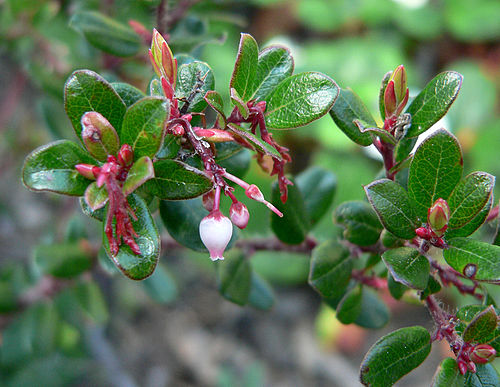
top-left (150, 29), bottom-right (177, 88)
top-left (118, 144), bottom-right (134, 166)
top-left (194, 128), bottom-right (235, 142)
top-left (229, 202), bottom-right (249, 229)
top-left (428, 198), bottom-right (450, 237)
top-left (81, 112), bottom-right (120, 161)
top-left (384, 65), bottom-right (409, 117)
top-left (470, 344), bottom-right (496, 364)
top-left (199, 210), bottom-right (233, 261)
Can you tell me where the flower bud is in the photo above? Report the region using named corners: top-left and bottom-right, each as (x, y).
top-left (202, 191), bottom-right (215, 212)
top-left (428, 198), bottom-right (450, 237)
top-left (470, 344), bottom-right (496, 364)
top-left (81, 112), bottom-right (120, 161)
top-left (230, 202), bottom-right (249, 229)
top-left (150, 29), bottom-right (177, 88)
top-left (75, 164), bottom-right (98, 180)
top-left (199, 210), bottom-right (233, 261)
top-left (415, 227), bottom-right (431, 239)
top-left (118, 144), bottom-right (134, 166)
top-left (384, 65), bottom-right (409, 118)
top-left (245, 184), bottom-right (283, 217)
top-left (194, 128), bottom-right (235, 142)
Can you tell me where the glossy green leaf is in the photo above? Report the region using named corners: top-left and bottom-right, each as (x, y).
top-left (334, 201), bottom-right (382, 246)
top-left (159, 198), bottom-right (207, 252)
top-left (336, 285), bottom-right (363, 324)
top-left (431, 357), bottom-right (465, 387)
top-left (69, 11), bottom-right (140, 57)
top-left (465, 364), bottom-right (500, 386)
top-left (248, 272), bottom-right (275, 310)
top-left (405, 71), bottom-right (463, 138)
top-left (380, 229), bottom-right (404, 249)
top-left (354, 119), bottom-right (397, 145)
top-left (395, 136), bottom-right (418, 163)
top-left (360, 326), bottom-right (431, 386)
top-left (408, 129), bottom-right (463, 219)
top-left (309, 239), bottom-right (352, 299)
top-left (204, 90), bottom-right (226, 126)
top-left (123, 156), bottom-right (154, 196)
top-left (230, 33), bottom-right (259, 101)
top-left (271, 179), bottom-right (310, 244)
top-left (64, 70), bottom-right (126, 142)
top-left (84, 182), bottom-right (108, 210)
top-left (149, 78), bottom-right (163, 97)
top-left (446, 195), bottom-right (493, 238)
top-left (444, 238), bottom-right (500, 282)
top-left (102, 194), bottom-right (160, 280)
top-left (251, 45), bottom-right (294, 101)
top-left (217, 250), bottom-right (252, 306)
top-left (227, 123), bottom-right (282, 160)
top-left (329, 88), bottom-right (375, 146)
top-left (176, 61), bottom-right (215, 112)
top-left (230, 88), bottom-right (250, 119)
top-left (382, 247), bottom-right (430, 290)
top-left (33, 242), bottom-right (92, 278)
top-left (447, 172), bottom-right (495, 229)
top-left (463, 306), bottom-right (498, 343)
top-left (143, 159), bottom-right (212, 200)
top-left (354, 287), bottom-right (390, 329)
top-left (388, 273), bottom-right (408, 300)
top-left (142, 264), bottom-right (178, 304)
top-left (155, 134), bottom-right (180, 160)
top-left (120, 97), bottom-right (169, 159)
top-left (80, 196), bottom-right (106, 222)
top-left (23, 140), bottom-right (96, 196)
top-left (419, 275), bottom-right (442, 300)
top-left (296, 167), bottom-right (337, 225)
top-left (265, 72), bottom-right (339, 129)
top-left (364, 179), bottom-right (419, 239)
top-left (111, 82), bottom-right (145, 107)
top-left (81, 111), bottom-right (120, 161)
top-left (214, 142), bottom-right (251, 179)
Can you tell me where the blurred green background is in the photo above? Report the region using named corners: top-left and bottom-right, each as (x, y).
top-left (0, 0), bottom-right (498, 386)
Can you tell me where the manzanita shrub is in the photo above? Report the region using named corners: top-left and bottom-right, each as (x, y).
top-left (17, 25), bottom-right (500, 387)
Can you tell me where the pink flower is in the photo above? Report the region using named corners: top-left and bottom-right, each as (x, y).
top-left (199, 210), bottom-right (233, 261)
top-left (230, 202), bottom-right (249, 229)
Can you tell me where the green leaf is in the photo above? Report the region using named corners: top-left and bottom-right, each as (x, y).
top-left (247, 271), bottom-right (275, 310)
top-left (227, 123), bottom-right (282, 160)
top-left (265, 72), bottom-right (339, 129)
top-left (80, 196), bottom-right (106, 221)
top-left (296, 167), bottom-right (337, 225)
top-left (64, 70), bottom-right (126, 142)
top-left (123, 156), bottom-right (154, 196)
top-left (217, 250), bottom-right (252, 306)
top-left (334, 201), bottom-right (382, 246)
top-left (431, 357), bottom-right (465, 387)
top-left (176, 61), bottom-right (215, 112)
top-left (382, 247), bottom-right (430, 290)
top-left (420, 275), bottom-right (442, 300)
top-left (379, 71), bottom-right (392, 121)
top-left (251, 45), bottom-right (294, 101)
top-left (329, 88), bottom-right (375, 146)
top-left (388, 273), bottom-right (408, 300)
top-left (230, 33), bottom-right (259, 101)
top-left (465, 364), bottom-right (500, 387)
top-left (159, 198), bottom-right (207, 252)
top-left (354, 119), bottom-right (397, 145)
top-left (149, 78), bottom-right (163, 97)
top-left (336, 285), bottom-right (363, 324)
top-left (230, 87), bottom-right (250, 119)
top-left (102, 194), bottom-right (160, 280)
top-left (308, 239), bottom-right (352, 299)
top-left (463, 305), bottom-right (498, 343)
top-left (204, 90), bottom-right (226, 126)
top-left (156, 134), bottom-right (180, 160)
top-left (23, 140), bottom-right (96, 196)
top-left (251, 251), bottom-right (309, 285)
top-left (447, 172), bottom-right (495, 229)
top-left (141, 264), bottom-right (178, 304)
top-left (72, 281), bottom-right (109, 325)
top-left (364, 179), bottom-right (419, 239)
top-left (215, 142), bottom-right (251, 179)
top-left (405, 71), bottom-right (463, 138)
top-left (143, 160), bottom-right (212, 200)
top-left (444, 238), bottom-right (500, 282)
top-left (84, 182), bottom-right (108, 210)
top-left (446, 195), bottom-right (493, 238)
top-left (120, 97), bottom-right (169, 159)
top-left (360, 326), bottom-right (431, 387)
top-left (69, 11), bottom-right (140, 57)
top-left (408, 129), bottom-right (463, 219)
top-left (111, 82), bottom-right (145, 107)
top-left (395, 136), bottom-right (418, 163)
top-left (271, 179), bottom-right (310, 244)
top-left (354, 288), bottom-right (390, 329)
top-left (33, 242), bottom-right (92, 278)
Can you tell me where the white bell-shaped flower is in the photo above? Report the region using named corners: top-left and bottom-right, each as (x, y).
top-left (199, 210), bottom-right (233, 261)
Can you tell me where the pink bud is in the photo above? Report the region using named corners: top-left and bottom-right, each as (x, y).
top-left (75, 164), bottom-right (98, 180)
top-left (245, 184), bottom-right (283, 217)
top-left (118, 144), bottom-right (134, 166)
top-left (457, 359), bottom-right (468, 375)
top-left (470, 344), bottom-right (496, 364)
top-left (415, 227), bottom-right (431, 239)
top-left (199, 210), bottom-right (233, 261)
top-left (230, 202), bottom-right (249, 229)
top-left (194, 128), bottom-right (235, 142)
top-left (202, 191), bottom-right (215, 212)
top-left (428, 198), bottom-right (450, 237)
